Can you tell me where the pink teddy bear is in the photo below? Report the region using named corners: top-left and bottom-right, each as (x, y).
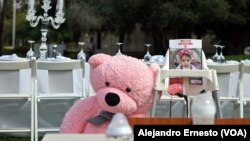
top-left (59, 53), bottom-right (159, 133)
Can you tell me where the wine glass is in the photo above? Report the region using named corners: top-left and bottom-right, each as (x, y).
top-left (144, 44), bottom-right (152, 62)
top-left (77, 42), bottom-right (86, 60)
top-left (116, 42), bottom-right (123, 56)
top-left (26, 40), bottom-right (35, 60)
top-left (218, 45), bottom-right (226, 63)
top-left (212, 44), bottom-right (219, 62)
top-left (51, 44), bottom-right (61, 58)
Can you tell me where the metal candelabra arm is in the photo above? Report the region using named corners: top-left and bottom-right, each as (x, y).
top-left (26, 0), bottom-right (65, 60)
top-left (27, 15), bottom-right (43, 28)
top-left (48, 15), bottom-right (65, 29)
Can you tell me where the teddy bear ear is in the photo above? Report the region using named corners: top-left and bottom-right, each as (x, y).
top-left (88, 53), bottom-right (112, 68)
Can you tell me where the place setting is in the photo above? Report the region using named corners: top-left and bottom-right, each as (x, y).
top-left (0, 53), bottom-right (26, 61)
top-left (143, 43), bottom-right (165, 66)
top-left (39, 44), bottom-right (71, 62)
top-left (207, 44), bottom-right (239, 66)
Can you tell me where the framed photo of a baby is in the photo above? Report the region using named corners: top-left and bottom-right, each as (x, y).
top-left (169, 39), bottom-right (202, 85)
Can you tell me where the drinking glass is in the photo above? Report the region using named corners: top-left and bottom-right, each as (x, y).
top-left (212, 44), bottom-right (219, 62)
top-left (116, 42), bottom-right (123, 56)
top-left (218, 45), bottom-right (226, 63)
top-left (144, 44), bottom-right (152, 62)
top-left (77, 42), bottom-right (86, 60)
top-left (27, 40), bottom-right (35, 59)
top-left (51, 44), bottom-right (61, 58)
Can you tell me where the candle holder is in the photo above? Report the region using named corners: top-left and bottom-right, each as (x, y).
top-left (26, 0), bottom-right (65, 60)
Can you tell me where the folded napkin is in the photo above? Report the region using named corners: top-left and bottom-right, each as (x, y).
top-left (207, 59), bottom-right (239, 65)
top-left (0, 54), bottom-right (26, 61)
top-left (56, 56), bottom-right (71, 60)
top-left (206, 59), bottom-right (213, 64)
top-left (150, 55), bottom-right (165, 64)
top-left (245, 59), bottom-right (250, 65)
top-left (46, 56), bottom-right (71, 61)
top-left (226, 60), bottom-right (239, 64)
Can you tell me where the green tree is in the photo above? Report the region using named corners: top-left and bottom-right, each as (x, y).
top-left (137, 0), bottom-right (233, 55)
top-left (191, 0), bottom-right (230, 39)
top-left (138, 0), bottom-right (176, 54)
top-left (213, 0), bottom-right (250, 55)
top-left (0, 0), bottom-right (7, 55)
top-left (66, 0), bottom-right (103, 44)
top-left (2, 0), bottom-right (250, 56)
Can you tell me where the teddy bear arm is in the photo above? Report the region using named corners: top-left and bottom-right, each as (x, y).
top-left (60, 97), bottom-right (98, 133)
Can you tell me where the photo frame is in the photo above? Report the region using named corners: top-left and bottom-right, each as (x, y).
top-left (169, 39), bottom-right (203, 85)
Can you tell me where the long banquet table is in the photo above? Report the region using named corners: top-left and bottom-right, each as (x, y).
top-left (1, 56), bottom-right (250, 136)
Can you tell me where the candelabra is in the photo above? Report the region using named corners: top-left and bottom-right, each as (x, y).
top-left (26, 0), bottom-right (65, 60)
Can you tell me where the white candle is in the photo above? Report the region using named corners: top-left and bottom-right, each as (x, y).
top-left (28, 0), bottom-right (35, 10)
top-left (56, 0), bottom-right (64, 14)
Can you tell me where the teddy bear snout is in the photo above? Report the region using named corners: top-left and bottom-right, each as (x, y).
top-left (105, 92), bottom-right (120, 106)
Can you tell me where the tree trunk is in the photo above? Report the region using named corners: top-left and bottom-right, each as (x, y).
top-left (0, 0), bottom-right (6, 55)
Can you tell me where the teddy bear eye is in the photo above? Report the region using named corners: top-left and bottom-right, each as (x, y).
top-left (105, 81), bottom-right (110, 87)
top-left (125, 87), bottom-right (131, 93)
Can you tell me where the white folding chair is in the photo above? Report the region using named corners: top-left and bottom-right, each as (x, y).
top-left (207, 62), bottom-right (243, 118)
top-left (34, 59), bottom-right (85, 141)
top-left (151, 50), bottom-right (222, 118)
top-left (0, 59), bottom-right (36, 141)
top-left (241, 61), bottom-right (250, 117)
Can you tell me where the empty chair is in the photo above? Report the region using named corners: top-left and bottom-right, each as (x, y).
top-left (242, 60), bottom-right (250, 117)
top-left (207, 61), bottom-right (243, 118)
top-left (34, 59), bottom-right (85, 141)
top-left (0, 59), bottom-right (36, 141)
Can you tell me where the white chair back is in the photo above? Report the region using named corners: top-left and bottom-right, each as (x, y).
top-left (241, 61), bottom-right (250, 117)
top-left (34, 59), bottom-right (85, 141)
top-left (0, 59), bottom-right (36, 141)
top-left (207, 61), bottom-right (242, 118)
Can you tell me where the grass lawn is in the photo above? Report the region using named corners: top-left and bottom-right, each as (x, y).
top-left (0, 137), bottom-right (31, 141)
top-left (225, 55), bottom-right (250, 61)
top-left (0, 136), bottom-right (43, 141)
